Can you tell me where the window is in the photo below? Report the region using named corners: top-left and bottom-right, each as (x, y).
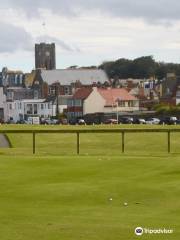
top-left (34, 104), bottom-right (38, 114)
top-left (15, 75), bottom-right (18, 84)
top-left (75, 112), bottom-right (83, 117)
top-left (7, 91), bottom-right (13, 100)
top-left (69, 100), bottom-right (74, 106)
top-left (118, 101), bottom-right (125, 107)
top-left (64, 86), bottom-right (70, 95)
top-left (69, 112), bottom-right (75, 118)
top-left (177, 91), bottom-right (180, 97)
top-left (49, 87), bottom-right (56, 95)
top-left (34, 90), bottom-right (38, 99)
top-left (19, 74), bottom-right (23, 84)
top-left (75, 99), bottom-right (81, 106)
top-left (128, 101), bottom-right (133, 107)
top-left (27, 104), bottom-right (33, 114)
top-left (41, 104), bottom-right (44, 110)
top-left (9, 104), bottom-right (12, 110)
top-left (34, 81), bottom-right (39, 85)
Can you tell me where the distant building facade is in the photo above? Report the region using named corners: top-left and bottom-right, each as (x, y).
top-left (160, 73), bottom-right (180, 106)
top-left (25, 68), bottom-right (109, 99)
top-left (4, 98), bottom-right (55, 122)
top-left (35, 43), bottom-right (56, 70)
top-left (0, 67), bottom-right (24, 87)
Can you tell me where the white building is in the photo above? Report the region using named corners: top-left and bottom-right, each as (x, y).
top-left (4, 99), bottom-right (56, 122)
top-left (84, 87), bottom-right (139, 114)
top-left (0, 87), bottom-right (6, 120)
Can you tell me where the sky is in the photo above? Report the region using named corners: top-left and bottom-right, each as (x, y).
top-left (1, 0), bottom-right (180, 72)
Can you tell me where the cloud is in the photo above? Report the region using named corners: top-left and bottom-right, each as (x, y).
top-left (36, 35), bottom-right (81, 52)
top-left (0, 22), bottom-right (33, 53)
top-left (2, 0), bottom-right (180, 24)
top-left (1, 1), bottom-right (180, 71)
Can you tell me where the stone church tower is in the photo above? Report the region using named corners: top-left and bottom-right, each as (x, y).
top-left (35, 43), bottom-right (56, 70)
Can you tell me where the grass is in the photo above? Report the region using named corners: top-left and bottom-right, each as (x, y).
top-left (0, 125), bottom-right (180, 239)
top-left (0, 124), bottom-right (180, 155)
top-left (0, 155), bottom-right (180, 239)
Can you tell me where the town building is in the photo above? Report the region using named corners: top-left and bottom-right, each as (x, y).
top-left (0, 67), bottom-right (24, 87)
top-left (4, 87), bottom-right (72, 122)
top-left (110, 77), bottom-right (161, 110)
top-left (67, 87), bottom-right (139, 121)
top-left (2, 67), bottom-right (109, 122)
top-left (35, 43), bottom-right (56, 70)
top-left (24, 68), bottom-right (109, 99)
top-left (4, 99), bottom-right (54, 122)
top-left (160, 73), bottom-right (180, 106)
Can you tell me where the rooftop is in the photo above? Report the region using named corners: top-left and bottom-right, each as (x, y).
top-left (98, 88), bottom-right (137, 106)
top-left (40, 69), bottom-right (109, 85)
top-left (72, 88), bottom-right (93, 99)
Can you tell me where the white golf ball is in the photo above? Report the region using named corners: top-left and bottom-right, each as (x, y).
top-left (109, 198), bottom-right (113, 201)
top-left (124, 202), bottom-right (128, 206)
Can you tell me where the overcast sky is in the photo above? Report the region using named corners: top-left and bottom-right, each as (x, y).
top-left (1, 0), bottom-right (180, 72)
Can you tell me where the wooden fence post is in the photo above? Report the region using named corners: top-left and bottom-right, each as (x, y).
top-left (33, 132), bottom-right (36, 154)
top-left (168, 131), bottom-right (171, 153)
top-left (77, 132), bottom-right (80, 154)
top-left (122, 131), bottom-right (125, 153)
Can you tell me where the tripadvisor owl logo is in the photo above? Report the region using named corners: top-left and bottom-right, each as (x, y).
top-left (135, 227), bottom-right (173, 236)
top-left (135, 227), bottom-right (143, 236)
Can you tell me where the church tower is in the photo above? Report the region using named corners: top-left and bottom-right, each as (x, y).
top-left (35, 43), bottom-right (56, 70)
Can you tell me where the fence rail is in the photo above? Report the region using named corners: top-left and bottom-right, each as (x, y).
top-left (3, 128), bottom-right (180, 154)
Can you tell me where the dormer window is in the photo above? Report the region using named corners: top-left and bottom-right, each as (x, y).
top-left (7, 91), bottom-right (14, 100)
top-left (34, 90), bottom-right (38, 99)
top-left (34, 81), bottom-right (39, 85)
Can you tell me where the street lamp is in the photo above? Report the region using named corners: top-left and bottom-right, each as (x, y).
top-left (55, 83), bottom-right (59, 118)
top-left (115, 97), bottom-right (121, 123)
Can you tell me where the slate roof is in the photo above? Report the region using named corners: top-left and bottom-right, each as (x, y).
top-left (40, 69), bottom-right (109, 85)
top-left (6, 87), bottom-right (33, 100)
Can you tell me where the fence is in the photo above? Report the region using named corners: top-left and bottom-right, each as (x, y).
top-left (2, 128), bottom-right (180, 154)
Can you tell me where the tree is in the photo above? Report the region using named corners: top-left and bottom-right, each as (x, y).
top-left (99, 56), bottom-right (180, 80)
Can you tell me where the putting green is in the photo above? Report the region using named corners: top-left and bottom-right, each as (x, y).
top-left (0, 155), bottom-right (179, 239)
top-left (0, 125), bottom-right (179, 239)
